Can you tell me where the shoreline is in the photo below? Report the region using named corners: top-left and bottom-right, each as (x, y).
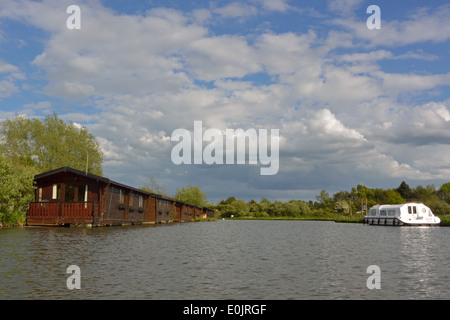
top-left (223, 215), bottom-right (450, 226)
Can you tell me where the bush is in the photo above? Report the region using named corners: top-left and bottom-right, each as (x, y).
top-left (0, 156), bottom-right (36, 226)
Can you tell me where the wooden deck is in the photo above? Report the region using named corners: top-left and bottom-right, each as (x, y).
top-left (27, 202), bottom-right (99, 226)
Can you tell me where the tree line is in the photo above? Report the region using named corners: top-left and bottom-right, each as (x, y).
top-left (214, 181), bottom-right (450, 219)
top-left (1, 113), bottom-right (449, 225)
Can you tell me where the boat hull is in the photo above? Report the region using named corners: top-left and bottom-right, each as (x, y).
top-left (363, 217), bottom-right (440, 226)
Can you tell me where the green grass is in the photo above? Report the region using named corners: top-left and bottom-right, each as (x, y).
top-left (224, 215), bottom-right (363, 223)
top-left (438, 215), bottom-right (450, 226)
top-left (0, 210), bottom-right (27, 227)
top-left (226, 214), bottom-right (450, 226)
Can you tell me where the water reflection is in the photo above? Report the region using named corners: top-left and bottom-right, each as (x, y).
top-left (1, 221), bottom-right (449, 299)
top-left (397, 227), bottom-right (443, 299)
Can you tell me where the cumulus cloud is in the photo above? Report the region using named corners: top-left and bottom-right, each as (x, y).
top-left (0, 60), bottom-right (23, 99)
top-left (334, 4), bottom-right (450, 47)
top-left (1, 0), bottom-right (449, 200)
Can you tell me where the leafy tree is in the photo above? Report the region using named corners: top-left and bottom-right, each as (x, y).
top-left (219, 196), bottom-right (236, 205)
top-left (175, 185), bottom-right (208, 207)
top-left (0, 156), bottom-right (36, 226)
top-left (267, 200), bottom-right (284, 216)
top-left (226, 199), bottom-right (250, 217)
top-left (288, 200), bottom-right (311, 216)
top-left (383, 189), bottom-right (405, 204)
top-left (140, 177), bottom-right (169, 196)
top-left (316, 190), bottom-right (334, 209)
top-left (438, 182), bottom-right (450, 203)
top-left (0, 113), bottom-right (103, 175)
top-left (280, 202), bottom-right (300, 216)
top-left (335, 200), bottom-right (351, 215)
top-left (396, 181), bottom-right (413, 201)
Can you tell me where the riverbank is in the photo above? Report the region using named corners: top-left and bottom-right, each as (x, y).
top-left (224, 215), bottom-right (363, 223)
top-left (224, 215), bottom-right (450, 226)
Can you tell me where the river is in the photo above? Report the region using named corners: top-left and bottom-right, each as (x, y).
top-left (1, 220), bottom-right (449, 299)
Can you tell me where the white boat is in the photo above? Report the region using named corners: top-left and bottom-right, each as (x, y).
top-left (363, 203), bottom-right (441, 226)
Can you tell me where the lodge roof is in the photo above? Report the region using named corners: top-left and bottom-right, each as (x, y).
top-left (34, 166), bottom-right (208, 209)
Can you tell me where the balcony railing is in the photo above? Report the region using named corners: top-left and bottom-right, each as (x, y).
top-left (27, 201), bottom-right (99, 225)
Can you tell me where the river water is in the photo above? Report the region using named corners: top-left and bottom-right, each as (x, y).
top-left (1, 220), bottom-right (449, 300)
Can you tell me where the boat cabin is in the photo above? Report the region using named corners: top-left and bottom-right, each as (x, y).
top-left (364, 203), bottom-right (440, 226)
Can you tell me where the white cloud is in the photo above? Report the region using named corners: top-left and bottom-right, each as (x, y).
top-left (213, 2), bottom-right (258, 19)
top-left (186, 35), bottom-right (261, 81)
top-left (1, 0), bottom-right (449, 200)
top-left (0, 60), bottom-right (23, 99)
top-left (334, 4), bottom-right (450, 47)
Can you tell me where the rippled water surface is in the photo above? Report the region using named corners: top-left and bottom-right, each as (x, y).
top-left (1, 220), bottom-right (449, 299)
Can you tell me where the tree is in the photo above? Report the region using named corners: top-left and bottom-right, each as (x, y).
top-left (438, 182), bottom-right (450, 203)
top-left (396, 181), bottom-right (412, 201)
top-left (335, 200), bottom-right (351, 215)
top-left (225, 199), bottom-right (249, 217)
top-left (382, 189), bottom-right (405, 204)
top-left (0, 156), bottom-right (36, 226)
top-left (0, 113), bottom-right (103, 175)
top-left (316, 190), bottom-right (334, 209)
top-left (288, 200), bottom-right (311, 216)
top-left (140, 177), bottom-right (169, 196)
top-left (175, 185), bottom-right (208, 207)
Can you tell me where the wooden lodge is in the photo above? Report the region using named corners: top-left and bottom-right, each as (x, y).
top-left (27, 167), bottom-right (214, 227)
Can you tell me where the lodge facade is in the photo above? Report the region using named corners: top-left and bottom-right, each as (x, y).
top-left (27, 167), bottom-right (214, 227)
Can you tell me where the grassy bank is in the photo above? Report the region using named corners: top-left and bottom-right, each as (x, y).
top-left (438, 215), bottom-right (450, 226)
top-left (0, 210), bottom-right (27, 227)
top-left (225, 215), bottom-right (364, 223)
top-left (225, 215), bottom-right (450, 226)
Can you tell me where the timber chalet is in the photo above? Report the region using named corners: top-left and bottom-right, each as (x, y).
top-left (27, 167), bottom-right (214, 227)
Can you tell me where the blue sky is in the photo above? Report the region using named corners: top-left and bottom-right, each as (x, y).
top-left (1, 0), bottom-right (450, 203)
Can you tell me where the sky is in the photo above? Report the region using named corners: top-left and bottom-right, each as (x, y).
top-left (1, 0), bottom-right (450, 203)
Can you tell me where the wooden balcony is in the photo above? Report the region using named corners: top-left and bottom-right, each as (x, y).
top-left (27, 201), bottom-right (100, 226)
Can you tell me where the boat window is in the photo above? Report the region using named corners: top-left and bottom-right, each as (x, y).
top-left (380, 210), bottom-right (387, 216)
top-left (369, 209), bottom-right (376, 216)
top-left (413, 206), bottom-right (417, 214)
top-left (408, 206), bottom-right (412, 214)
top-left (387, 210), bottom-right (396, 217)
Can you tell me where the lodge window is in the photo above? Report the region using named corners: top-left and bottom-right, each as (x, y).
top-left (77, 185), bottom-right (88, 202)
top-left (139, 196), bottom-right (143, 208)
top-left (130, 193), bottom-right (134, 206)
top-left (52, 184), bottom-right (61, 200)
top-left (65, 185), bottom-right (76, 202)
top-left (119, 189), bottom-right (124, 204)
